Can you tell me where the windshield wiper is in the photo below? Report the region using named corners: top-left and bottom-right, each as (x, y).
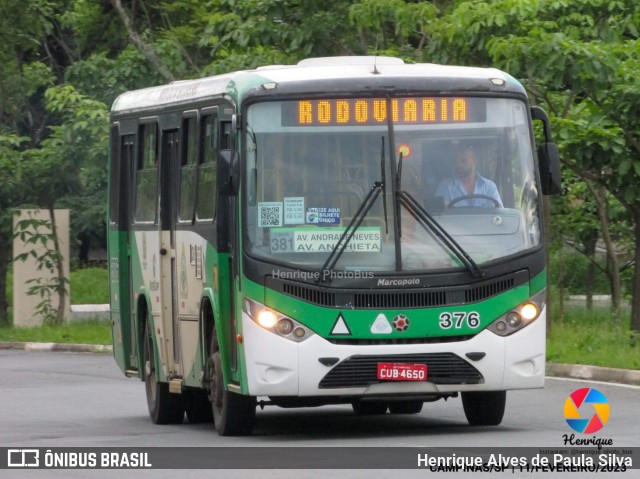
top-left (381, 137), bottom-right (389, 235)
top-left (397, 191), bottom-right (485, 278)
top-left (396, 150), bottom-right (403, 237)
top-left (317, 142), bottom-right (386, 283)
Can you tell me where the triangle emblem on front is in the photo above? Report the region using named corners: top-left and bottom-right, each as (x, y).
top-left (371, 314), bottom-right (392, 334)
top-left (331, 313), bottom-right (351, 335)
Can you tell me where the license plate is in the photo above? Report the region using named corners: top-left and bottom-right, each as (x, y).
top-left (377, 362), bottom-right (427, 381)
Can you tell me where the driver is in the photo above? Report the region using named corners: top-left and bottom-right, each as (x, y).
top-left (435, 145), bottom-right (503, 208)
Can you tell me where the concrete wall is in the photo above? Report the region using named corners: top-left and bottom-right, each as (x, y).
top-left (13, 209), bottom-right (70, 327)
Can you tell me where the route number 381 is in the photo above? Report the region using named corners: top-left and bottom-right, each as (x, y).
top-left (439, 311), bottom-right (480, 329)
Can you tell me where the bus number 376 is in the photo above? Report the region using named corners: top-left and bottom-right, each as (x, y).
top-left (439, 312), bottom-right (480, 329)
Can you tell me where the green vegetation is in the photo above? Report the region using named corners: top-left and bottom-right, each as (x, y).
top-left (547, 307), bottom-right (640, 371)
top-left (0, 320), bottom-right (111, 345)
top-left (549, 251), bottom-right (613, 296)
top-left (1, 266), bottom-right (111, 344)
top-left (2, 266), bottom-right (108, 324)
top-left (70, 267), bottom-right (109, 304)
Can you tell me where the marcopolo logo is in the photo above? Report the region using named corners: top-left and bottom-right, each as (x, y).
top-left (377, 278), bottom-right (420, 287)
top-left (564, 388), bottom-right (610, 434)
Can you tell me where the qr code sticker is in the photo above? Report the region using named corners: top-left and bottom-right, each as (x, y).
top-left (258, 202), bottom-right (283, 227)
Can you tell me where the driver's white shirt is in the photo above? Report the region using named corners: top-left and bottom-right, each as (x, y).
top-left (435, 174), bottom-right (503, 207)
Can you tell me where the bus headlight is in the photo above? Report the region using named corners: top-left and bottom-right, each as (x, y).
top-left (488, 291), bottom-right (544, 337)
top-left (244, 298), bottom-right (314, 342)
top-left (520, 303), bottom-right (539, 321)
top-left (257, 310), bottom-right (277, 329)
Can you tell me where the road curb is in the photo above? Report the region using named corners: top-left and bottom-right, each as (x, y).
top-left (1, 341), bottom-right (638, 385)
top-left (546, 363), bottom-right (640, 386)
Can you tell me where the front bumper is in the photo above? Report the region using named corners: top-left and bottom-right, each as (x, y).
top-left (241, 307), bottom-right (545, 397)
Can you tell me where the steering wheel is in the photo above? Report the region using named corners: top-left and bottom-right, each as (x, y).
top-left (447, 194), bottom-right (501, 208)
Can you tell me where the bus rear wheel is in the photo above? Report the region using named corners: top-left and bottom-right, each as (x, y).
top-left (143, 321), bottom-right (184, 424)
top-left (461, 391), bottom-right (506, 426)
top-left (207, 338), bottom-right (256, 436)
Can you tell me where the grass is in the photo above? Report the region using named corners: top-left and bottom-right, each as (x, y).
top-left (1, 266), bottom-right (111, 343)
top-left (0, 319), bottom-right (111, 345)
top-left (547, 306), bottom-right (640, 370)
top-left (5, 266), bottom-right (109, 308)
top-left (69, 267), bottom-right (109, 304)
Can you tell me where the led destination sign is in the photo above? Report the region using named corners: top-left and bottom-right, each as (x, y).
top-left (281, 97), bottom-right (486, 127)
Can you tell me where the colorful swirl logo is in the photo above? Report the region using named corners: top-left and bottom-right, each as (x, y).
top-left (564, 388), bottom-right (610, 434)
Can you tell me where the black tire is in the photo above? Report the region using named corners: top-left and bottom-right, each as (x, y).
top-left (352, 401), bottom-right (388, 415)
top-left (143, 321), bottom-right (184, 424)
top-left (207, 335), bottom-right (256, 436)
top-left (388, 401), bottom-right (423, 414)
top-left (461, 391), bottom-right (506, 426)
top-left (184, 388), bottom-right (213, 424)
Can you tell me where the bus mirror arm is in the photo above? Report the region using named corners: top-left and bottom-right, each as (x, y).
top-left (530, 106), bottom-right (562, 196)
top-left (219, 149), bottom-right (239, 196)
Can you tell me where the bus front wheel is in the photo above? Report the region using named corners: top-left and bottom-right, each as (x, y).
top-left (461, 391), bottom-right (506, 426)
top-left (207, 336), bottom-right (256, 436)
top-left (143, 321), bottom-right (184, 424)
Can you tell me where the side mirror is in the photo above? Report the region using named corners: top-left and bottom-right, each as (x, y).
top-left (531, 106), bottom-right (562, 195)
top-left (219, 150), bottom-right (239, 196)
top-left (537, 142), bottom-right (561, 195)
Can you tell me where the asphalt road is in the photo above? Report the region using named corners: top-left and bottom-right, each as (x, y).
top-left (1, 350), bottom-right (638, 478)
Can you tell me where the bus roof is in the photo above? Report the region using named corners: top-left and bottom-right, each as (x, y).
top-left (110, 56), bottom-right (524, 115)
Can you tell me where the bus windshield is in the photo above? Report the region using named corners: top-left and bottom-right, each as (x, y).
top-left (244, 96), bottom-right (541, 273)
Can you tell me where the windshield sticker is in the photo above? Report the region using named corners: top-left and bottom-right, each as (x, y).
top-left (269, 227), bottom-right (381, 254)
top-left (258, 202), bottom-right (283, 227)
top-left (306, 207), bottom-right (340, 225)
top-left (284, 197), bottom-right (305, 224)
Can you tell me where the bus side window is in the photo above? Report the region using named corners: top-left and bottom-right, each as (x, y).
top-left (134, 123), bottom-right (158, 223)
top-left (178, 116), bottom-right (198, 223)
top-left (196, 114), bottom-right (218, 221)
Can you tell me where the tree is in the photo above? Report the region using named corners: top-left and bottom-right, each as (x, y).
top-left (0, 135), bottom-right (28, 323)
top-left (420, 0), bottom-right (640, 333)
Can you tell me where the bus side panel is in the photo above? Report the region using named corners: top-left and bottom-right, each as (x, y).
top-left (174, 230), bottom-right (217, 389)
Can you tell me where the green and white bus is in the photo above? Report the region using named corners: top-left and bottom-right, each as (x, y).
top-left (108, 56), bottom-right (561, 435)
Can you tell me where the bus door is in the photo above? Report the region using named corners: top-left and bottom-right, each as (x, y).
top-left (109, 127), bottom-right (136, 372)
top-left (159, 129), bottom-right (181, 379)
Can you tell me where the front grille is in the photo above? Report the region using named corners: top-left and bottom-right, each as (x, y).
top-left (466, 277), bottom-right (514, 303)
top-left (275, 271), bottom-right (526, 309)
top-left (283, 283), bottom-right (337, 306)
top-left (318, 353), bottom-right (483, 389)
top-left (353, 290), bottom-right (447, 309)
